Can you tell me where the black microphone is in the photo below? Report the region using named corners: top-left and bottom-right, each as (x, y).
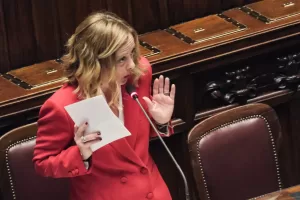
top-left (125, 84), bottom-right (190, 200)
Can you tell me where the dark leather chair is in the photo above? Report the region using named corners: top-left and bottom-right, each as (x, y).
top-left (0, 122), bottom-right (69, 200)
top-left (187, 103), bottom-right (282, 200)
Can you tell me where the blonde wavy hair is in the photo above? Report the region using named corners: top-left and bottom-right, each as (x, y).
top-left (62, 11), bottom-right (144, 109)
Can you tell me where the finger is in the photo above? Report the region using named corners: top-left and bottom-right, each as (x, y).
top-left (81, 132), bottom-right (101, 143)
top-left (143, 97), bottom-right (154, 110)
top-left (84, 138), bottom-right (103, 147)
top-left (170, 84), bottom-right (176, 100)
top-left (164, 77), bottom-right (170, 94)
top-left (158, 75), bottom-right (164, 94)
top-left (75, 122), bottom-right (88, 138)
top-left (74, 125), bottom-right (79, 133)
top-left (153, 78), bottom-right (159, 95)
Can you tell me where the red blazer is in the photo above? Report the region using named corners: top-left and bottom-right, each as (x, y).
top-left (33, 57), bottom-right (173, 200)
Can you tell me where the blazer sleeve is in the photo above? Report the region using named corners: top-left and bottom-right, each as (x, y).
top-left (33, 99), bottom-right (92, 178)
top-left (139, 57), bottom-right (174, 138)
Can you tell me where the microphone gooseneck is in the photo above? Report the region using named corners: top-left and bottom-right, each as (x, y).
top-left (125, 84), bottom-right (190, 200)
top-left (125, 84), bottom-right (138, 99)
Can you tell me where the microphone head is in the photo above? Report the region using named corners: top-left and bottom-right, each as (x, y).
top-left (125, 84), bottom-right (138, 99)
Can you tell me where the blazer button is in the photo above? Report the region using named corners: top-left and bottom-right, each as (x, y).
top-left (146, 192), bottom-right (153, 199)
top-left (120, 177), bottom-right (128, 184)
top-left (140, 167), bottom-right (148, 174)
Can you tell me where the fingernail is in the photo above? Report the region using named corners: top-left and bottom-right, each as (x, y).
top-left (85, 122), bottom-right (88, 125)
top-left (99, 137), bottom-right (102, 140)
top-left (97, 132), bottom-right (101, 135)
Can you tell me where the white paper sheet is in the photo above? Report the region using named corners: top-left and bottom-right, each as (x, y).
top-left (64, 95), bottom-right (131, 152)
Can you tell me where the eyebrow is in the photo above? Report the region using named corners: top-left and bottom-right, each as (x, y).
top-left (116, 47), bottom-right (135, 58)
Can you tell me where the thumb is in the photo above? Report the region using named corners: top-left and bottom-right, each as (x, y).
top-left (142, 97), bottom-right (153, 109)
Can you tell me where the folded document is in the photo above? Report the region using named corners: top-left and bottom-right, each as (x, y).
top-left (64, 95), bottom-right (131, 152)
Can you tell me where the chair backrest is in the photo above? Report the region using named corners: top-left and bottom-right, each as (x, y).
top-left (0, 122), bottom-right (69, 200)
top-left (187, 103), bottom-right (282, 200)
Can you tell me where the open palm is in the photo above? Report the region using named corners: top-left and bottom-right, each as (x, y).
top-left (143, 75), bottom-right (176, 124)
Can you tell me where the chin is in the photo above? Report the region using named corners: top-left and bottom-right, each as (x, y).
top-left (119, 80), bottom-right (127, 85)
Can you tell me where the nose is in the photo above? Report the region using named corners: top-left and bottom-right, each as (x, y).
top-left (127, 58), bottom-right (135, 70)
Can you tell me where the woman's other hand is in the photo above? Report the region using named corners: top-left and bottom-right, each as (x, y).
top-left (143, 75), bottom-right (176, 124)
top-left (74, 122), bottom-right (102, 160)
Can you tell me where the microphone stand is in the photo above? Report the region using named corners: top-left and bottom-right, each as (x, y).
top-left (133, 97), bottom-right (190, 200)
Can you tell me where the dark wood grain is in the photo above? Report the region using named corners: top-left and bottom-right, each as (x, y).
top-left (131, 0), bottom-right (161, 33)
top-left (157, 0), bottom-right (170, 28)
top-left (164, 0), bottom-right (186, 25)
top-left (31, 0), bottom-right (61, 62)
top-left (56, 0), bottom-right (78, 56)
top-left (221, 0), bottom-right (245, 11)
top-left (0, 0), bottom-right (276, 73)
top-left (106, 0), bottom-right (133, 26)
top-left (7, 60), bottom-right (64, 86)
top-left (88, 0), bottom-right (107, 14)
top-left (0, 0), bottom-right (9, 73)
top-left (3, 0), bottom-right (37, 69)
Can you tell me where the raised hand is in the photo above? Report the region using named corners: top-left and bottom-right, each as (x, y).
top-left (143, 75), bottom-right (176, 124)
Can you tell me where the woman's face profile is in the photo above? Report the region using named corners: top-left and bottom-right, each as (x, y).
top-left (114, 34), bottom-right (136, 85)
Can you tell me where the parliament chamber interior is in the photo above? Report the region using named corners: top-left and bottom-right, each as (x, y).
top-left (1, 0), bottom-right (300, 199)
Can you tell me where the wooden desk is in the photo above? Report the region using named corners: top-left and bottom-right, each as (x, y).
top-left (254, 185), bottom-right (300, 200)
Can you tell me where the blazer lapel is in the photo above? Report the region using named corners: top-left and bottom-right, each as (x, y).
top-left (109, 86), bottom-right (143, 166)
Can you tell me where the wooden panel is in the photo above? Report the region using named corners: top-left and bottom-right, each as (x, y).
top-left (169, 14), bottom-right (246, 44)
top-left (0, 0), bottom-right (9, 73)
top-left (31, 0), bottom-right (61, 62)
top-left (163, 0), bottom-right (222, 24)
top-left (131, 0), bottom-right (161, 33)
top-left (106, 0), bottom-right (133, 26)
top-left (3, 0), bottom-right (37, 69)
top-left (206, 0), bottom-right (222, 15)
top-left (141, 8), bottom-right (300, 68)
top-left (157, 0), bottom-right (171, 28)
top-left (0, 1), bottom-right (299, 107)
top-left (73, 0), bottom-right (93, 25)
top-left (221, 0), bottom-right (245, 10)
top-left (56, 0), bottom-right (77, 55)
top-left (7, 60), bottom-right (64, 87)
top-left (0, 0), bottom-right (269, 73)
top-left (169, 0), bottom-right (188, 23)
top-left (73, 0), bottom-right (107, 27)
top-left (0, 76), bottom-right (28, 103)
top-left (248, 0), bottom-right (300, 22)
top-left (56, 0), bottom-right (107, 55)
top-left (88, 0), bottom-right (107, 13)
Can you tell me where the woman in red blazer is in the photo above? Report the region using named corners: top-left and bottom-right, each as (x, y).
top-left (33, 11), bottom-right (176, 200)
